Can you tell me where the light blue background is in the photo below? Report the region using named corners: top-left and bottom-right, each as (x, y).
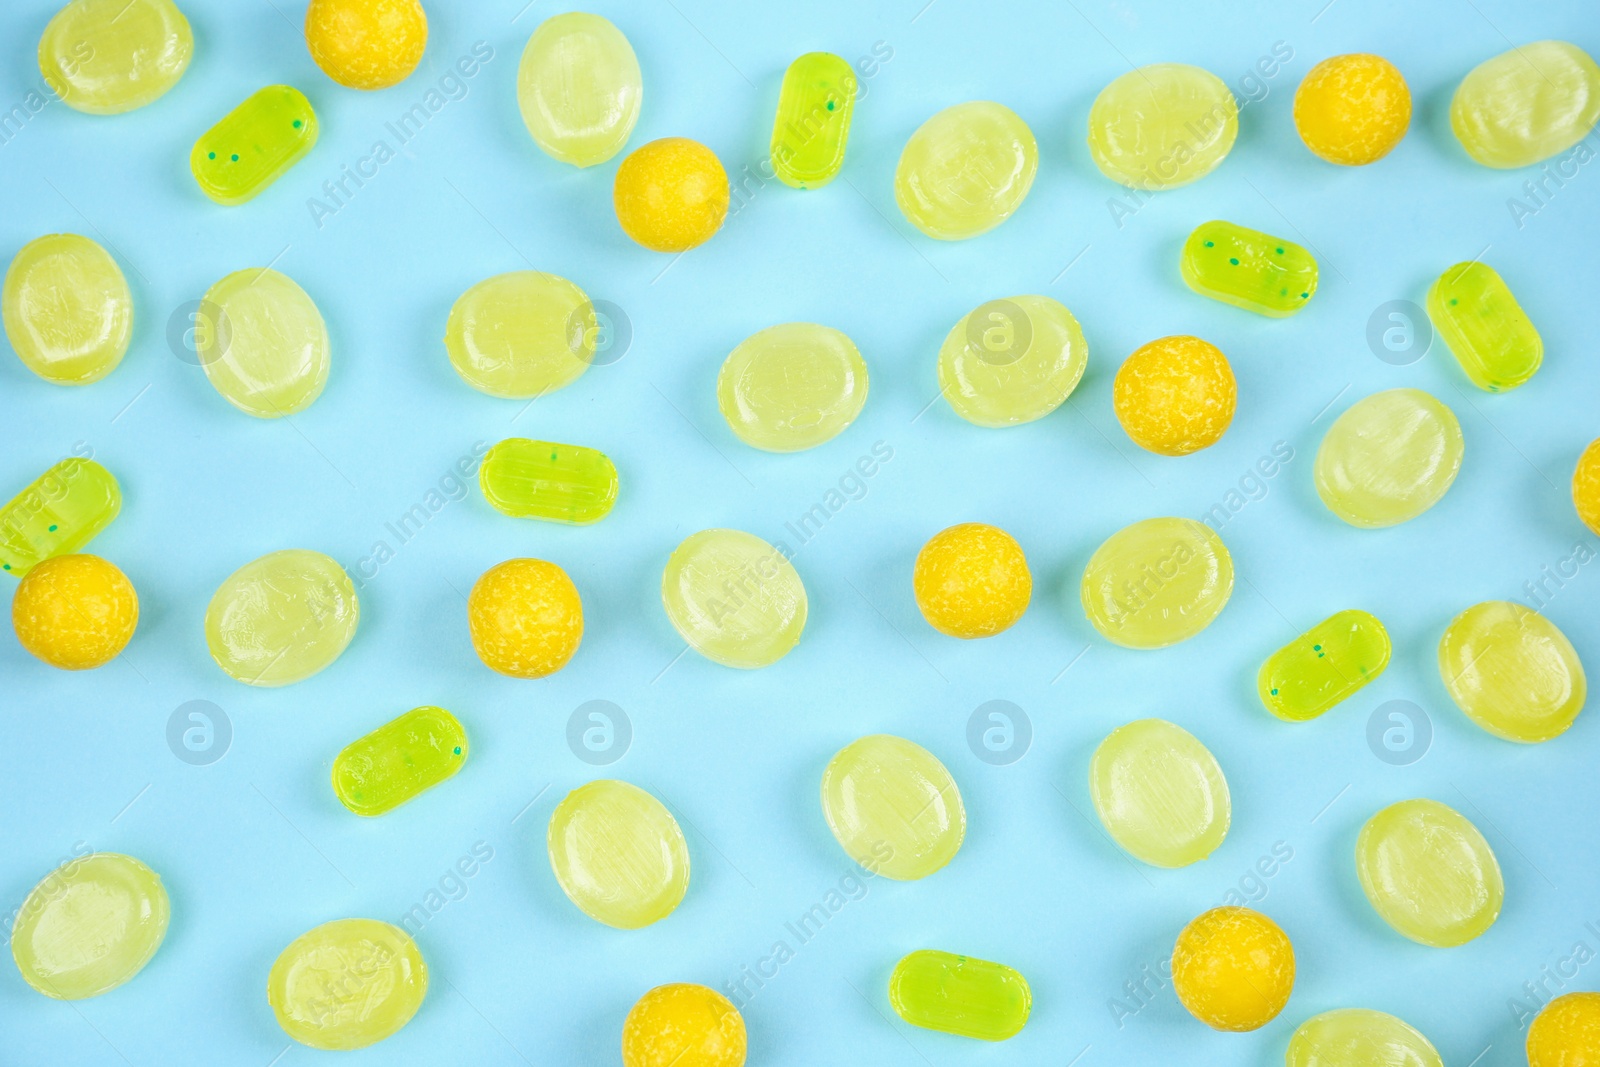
top-left (2, 0), bottom-right (1598, 1063)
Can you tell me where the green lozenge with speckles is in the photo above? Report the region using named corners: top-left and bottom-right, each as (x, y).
top-left (333, 706), bottom-right (468, 816)
top-left (191, 85), bottom-right (318, 205)
top-left (1181, 220), bottom-right (1318, 317)
top-left (479, 438), bottom-right (617, 523)
top-left (1259, 609), bottom-right (1391, 721)
top-left (0, 457), bottom-right (121, 576)
top-left (1427, 261), bottom-right (1542, 391)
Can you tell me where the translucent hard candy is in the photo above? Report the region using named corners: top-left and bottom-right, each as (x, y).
top-left (623, 984), bottom-right (746, 1067)
top-left (912, 522), bottom-right (1031, 639)
top-left (10, 853), bottom-right (169, 1000)
top-left (445, 270), bottom-right (594, 399)
top-left (771, 52), bottom-right (855, 189)
top-left (1180, 220), bottom-right (1318, 318)
top-left (1293, 53), bottom-right (1411, 165)
top-left (1171, 906), bottom-right (1294, 1031)
top-left (198, 267), bottom-right (329, 417)
top-left (1259, 609), bottom-right (1391, 721)
top-left (191, 86), bottom-right (318, 206)
top-left (1287, 1008), bottom-right (1444, 1067)
top-left (1528, 992), bottom-right (1600, 1067)
top-left (1080, 517), bottom-right (1233, 648)
top-left (1089, 718), bottom-right (1230, 868)
top-left (820, 734), bottom-right (964, 880)
top-left (936, 295), bottom-right (1087, 427)
top-left (1451, 41), bottom-right (1600, 168)
top-left (661, 529), bottom-right (806, 668)
top-left (547, 780), bottom-right (689, 929)
top-left (889, 950), bottom-right (1031, 1041)
top-left (204, 549), bottom-right (359, 686)
top-left (1088, 64), bottom-right (1237, 189)
top-left (304, 0), bottom-right (428, 90)
top-left (0, 456), bottom-right (121, 576)
top-left (332, 705), bottom-right (467, 816)
top-left (38, 0), bottom-right (192, 114)
top-left (716, 323), bottom-right (868, 452)
top-left (268, 918), bottom-right (426, 1050)
top-left (895, 101), bottom-right (1037, 240)
top-left (1112, 335), bottom-right (1236, 455)
top-left (1427, 261), bottom-right (1541, 391)
top-left (518, 12), bottom-right (641, 167)
top-left (1355, 798), bottom-right (1503, 947)
top-left (4, 233), bottom-right (132, 384)
top-left (1314, 388), bottom-right (1462, 528)
top-left (1438, 600), bottom-right (1585, 742)
top-left (479, 438), bottom-right (618, 523)
top-left (467, 558), bottom-right (583, 678)
top-left (12, 553), bottom-right (137, 670)
top-left (613, 138), bottom-right (729, 252)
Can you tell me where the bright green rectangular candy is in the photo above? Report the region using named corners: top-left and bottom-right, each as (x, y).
top-left (1427, 261), bottom-right (1542, 391)
top-left (889, 949), bottom-right (1031, 1041)
top-left (191, 85), bottom-right (318, 206)
top-left (0, 457), bottom-right (121, 576)
top-left (770, 52), bottom-right (856, 189)
top-left (479, 437), bottom-right (618, 524)
top-left (1258, 609), bottom-right (1391, 722)
top-left (1181, 220), bottom-right (1318, 317)
top-left (332, 706), bottom-right (468, 817)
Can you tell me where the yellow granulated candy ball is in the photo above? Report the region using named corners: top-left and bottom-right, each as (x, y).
top-left (1529, 992), bottom-right (1600, 1067)
top-left (12, 553), bottom-right (137, 670)
top-left (467, 558), bottom-right (582, 678)
top-left (1171, 906), bottom-right (1295, 1032)
top-left (913, 523), bottom-right (1031, 639)
top-left (623, 983), bottom-right (747, 1067)
top-left (305, 0), bottom-right (427, 90)
top-left (1293, 53), bottom-right (1411, 165)
top-left (1574, 437), bottom-right (1600, 535)
top-left (1113, 335), bottom-right (1236, 455)
top-left (614, 138), bottom-right (730, 253)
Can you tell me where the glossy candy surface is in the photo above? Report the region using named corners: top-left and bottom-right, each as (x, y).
top-left (716, 323), bottom-right (868, 452)
top-left (445, 270), bottom-right (595, 399)
top-left (1438, 600), bottom-right (1585, 742)
top-left (1427, 261), bottom-right (1542, 391)
top-left (1356, 798), bottom-right (1503, 947)
top-left (614, 138), bottom-right (729, 252)
top-left (1180, 221), bottom-right (1318, 318)
top-left (39, 0), bottom-right (193, 114)
top-left (479, 438), bottom-right (618, 523)
top-left (467, 558), bottom-right (583, 678)
top-left (198, 268), bottom-right (330, 417)
top-left (333, 706), bottom-right (467, 816)
top-left (1293, 54), bottom-right (1411, 165)
top-left (937, 295), bottom-right (1087, 427)
top-left (1528, 992), bottom-right (1600, 1067)
top-left (13, 554), bottom-right (138, 670)
top-left (1113, 335), bottom-right (1236, 455)
top-left (518, 12), bottom-right (641, 167)
top-left (1576, 438), bottom-right (1600, 535)
top-left (1451, 41), bottom-right (1600, 168)
top-left (1081, 517), bottom-right (1234, 648)
top-left (820, 734), bottom-right (965, 880)
top-left (1259, 609), bottom-right (1391, 721)
top-left (205, 549), bottom-right (359, 686)
top-left (1286, 1008), bottom-right (1444, 1067)
top-left (1088, 64), bottom-right (1237, 189)
top-left (1171, 906), bottom-right (1294, 1031)
top-left (304, 0), bottom-right (427, 90)
top-left (268, 919), bottom-right (426, 1050)
top-left (191, 86), bottom-right (318, 205)
top-left (1089, 719), bottom-right (1230, 868)
top-left (11, 853), bottom-right (169, 1000)
top-left (622, 984), bottom-right (746, 1067)
top-left (547, 780), bottom-right (689, 929)
top-left (912, 522), bottom-right (1031, 639)
top-left (661, 529), bottom-right (806, 668)
top-left (771, 52), bottom-right (855, 188)
top-left (1314, 389), bottom-right (1463, 528)
top-left (894, 102), bottom-right (1037, 240)
top-left (4, 234), bottom-right (132, 384)
top-left (0, 457), bottom-right (121, 576)
top-left (888, 950), bottom-right (1031, 1041)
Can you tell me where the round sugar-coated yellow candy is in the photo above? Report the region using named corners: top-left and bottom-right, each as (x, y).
top-left (1088, 64), bottom-right (1238, 189)
top-left (205, 549), bottom-right (359, 687)
top-left (518, 12), bottom-right (642, 168)
top-left (661, 529), bottom-right (806, 668)
top-left (1314, 388), bottom-right (1463, 528)
top-left (1451, 41), bottom-right (1600, 169)
top-left (912, 522), bottom-right (1031, 639)
top-left (1356, 798), bottom-right (1503, 947)
top-left (894, 101), bottom-right (1037, 240)
top-left (1112, 335), bottom-right (1236, 455)
top-left (1081, 517), bottom-right (1233, 648)
top-left (623, 983), bottom-right (747, 1067)
top-left (4, 234), bottom-right (132, 385)
top-left (548, 780), bottom-right (689, 929)
top-left (38, 0), bottom-right (193, 115)
top-left (1287, 1008), bottom-right (1443, 1067)
top-left (268, 919), bottom-right (426, 1050)
top-left (468, 557), bottom-right (582, 678)
top-left (1574, 437), bottom-right (1600, 534)
top-left (1089, 719), bottom-right (1230, 868)
top-left (1438, 600), bottom-right (1585, 742)
top-left (199, 268), bottom-right (330, 418)
top-left (936, 295), bottom-right (1088, 427)
top-left (12, 553), bottom-right (137, 670)
top-left (1529, 992), bottom-right (1600, 1067)
top-left (821, 734), bottom-right (965, 880)
top-left (1171, 906), bottom-right (1294, 1031)
top-left (614, 138), bottom-right (729, 252)
top-left (445, 270), bottom-right (595, 400)
top-left (1293, 54), bottom-right (1411, 165)
top-left (11, 853), bottom-right (169, 1000)
top-left (305, 0), bottom-right (427, 90)
top-left (717, 323), bottom-right (868, 452)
